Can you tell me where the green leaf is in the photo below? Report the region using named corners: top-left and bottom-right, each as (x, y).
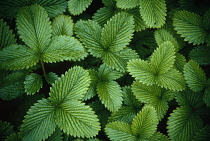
top-left (0, 121), bottom-right (14, 140)
top-left (116, 0), bottom-right (140, 9)
top-left (46, 72), bottom-right (59, 85)
top-left (139, 0), bottom-right (166, 28)
top-left (5, 133), bottom-right (21, 141)
top-left (173, 10), bottom-right (206, 45)
top-left (42, 36), bottom-right (87, 63)
top-left (101, 12), bottom-right (135, 52)
top-left (174, 53), bottom-right (187, 72)
top-left (184, 60), bottom-right (207, 92)
top-left (46, 127), bottom-right (63, 141)
top-left (204, 83), bottom-right (210, 107)
top-left (52, 15), bottom-right (74, 37)
top-left (189, 45), bottom-right (210, 65)
top-left (167, 106), bottom-right (203, 141)
top-left (149, 132), bottom-right (170, 141)
top-left (68, 0), bottom-right (93, 15)
top-left (20, 98), bottom-right (57, 141)
top-left (55, 100), bottom-right (100, 138)
top-left (49, 66), bottom-right (90, 104)
top-left (24, 73), bottom-right (43, 95)
top-left (102, 0), bottom-right (116, 7)
top-left (17, 4), bottom-right (51, 52)
top-left (150, 41), bottom-right (176, 74)
top-left (193, 125), bottom-right (210, 141)
top-left (97, 81), bottom-right (123, 112)
top-left (203, 9), bottom-right (210, 46)
top-left (131, 106), bottom-right (158, 139)
top-left (75, 20), bottom-right (103, 58)
top-left (0, 19), bottom-right (16, 49)
top-left (0, 45), bottom-right (39, 70)
top-left (105, 121), bottom-right (136, 141)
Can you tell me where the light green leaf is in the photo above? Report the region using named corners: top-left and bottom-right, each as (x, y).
top-left (101, 12), bottom-right (135, 52)
top-left (174, 53), bottom-right (186, 72)
top-left (49, 66), bottom-right (90, 104)
top-left (75, 20), bottom-right (103, 58)
top-left (52, 15), bottom-right (74, 37)
top-left (46, 127), bottom-right (63, 141)
top-left (55, 100), bottom-right (100, 138)
top-left (150, 41), bottom-right (176, 74)
top-left (139, 0), bottom-right (166, 28)
top-left (0, 19), bottom-right (16, 49)
top-left (24, 73), bottom-right (43, 95)
top-left (116, 0), bottom-right (140, 9)
top-left (20, 98), bottom-right (57, 141)
top-left (68, 0), bottom-right (93, 15)
top-left (42, 36), bottom-right (87, 63)
top-left (45, 72), bottom-right (59, 85)
top-left (167, 106), bottom-right (203, 141)
top-left (105, 121), bottom-right (136, 141)
top-left (17, 4), bottom-right (51, 52)
top-left (131, 106), bottom-right (158, 139)
top-left (97, 81), bottom-right (123, 112)
top-left (0, 45), bottom-right (39, 70)
top-left (184, 60), bottom-right (207, 92)
top-left (173, 10), bottom-right (206, 45)
top-left (149, 132), bottom-right (170, 141)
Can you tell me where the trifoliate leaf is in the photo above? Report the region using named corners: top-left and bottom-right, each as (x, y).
top-left (24, 73), bottom-right (43, 95)
top-left (116, 0), bottom-right (139, 9)
top-left (167, 106), bottom-right (203, 141)
top-left (75, 20), bottom-right (103, 58)
top-left (0, 45), bottom-right (39, 70)
top-left (55, 100), bottom-right (100, 138)
top-left (97, 81), bottom-right (123, 112)
top-left (193, 125), bottom-right (210, 141)
top-left (189, 45), bottom-right (210, 65)
top-left (42, 36), bottom-right (87, 63)
top-left (173, 10), bottom-right (206, 45)
top-left (68, 0), bottom-right (93, 15)
top-left (101, 12), bottom-right (135, 52)
top-left (17, 4), bottom-right (51, 52)
top-left (139, 0), bottom-right (166, 28)
top-left (105, 121), bottom-right (136, 141)
top-left (20, 98), bottom-right (57, 141)
top-left (45, 72), bottom-right (59, 85)
top-left (184, 60), bottom-right (207, 92)
top-left (0, 19), bottom-right (16, 49)
top-left (131, 106), bottom-right (158, 139)
top-left (0, 121), bottom-right (14, 140)
top-left (52, 15), bottom-right (74, 37)
top-left (49, 66), bottom-right (90, 104)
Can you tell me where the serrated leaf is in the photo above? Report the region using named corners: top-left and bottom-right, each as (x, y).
top-left (55, 100), bottom-right (100, 138)
top-left (116, 0), bottom-right (139, 9)
top-left (131, 106), bottom-right (158, 139)
top-left (139, 0), bottom-right (166, 28)
top-left (173, 10), bottom-right (206, 45)
top-left (0, 121), bottom-right (14, 140)
top-left (17, 4), bottom-right (51, 52)
top-left (68, 0), bottom-right (93, 15)
top-left (42, 36), bottom-right (87, 63)
top-left (24, 73), bottom-right (43, 95)
top-left (0, 45), bottom-right (39, 70)
top-left (97, 81), bottom-right (123, 112)
top-left (174, 53), bottom-right (186, 72)
top-left (105, 122), bottom-right (136, 141)
top-left (52, 15), bottom-right (74, 37)
top-left (102, 0), bottom-right (116, 7)
top-left (149, 132), bottom-right (170, 141)
top-left (184, 60), bottom-right (207, 92)
top-left (204, 85), bottom-right (210, 107)
top-left (0, 19), bottom-right (16, 49)
top-left (20, 98), bottom-right (57, 141)
top-left (5, 133), bottom-right (21, 141)
top-left (193, 125), bottom-right (210, 141)
top-left (45, 127), bottom-right (63, 141)
top-left (101, 12), bottom-right (134, 52)
top-left (46, 72), bottom-right (59, 85)
top-left (49, 66), bottom-right (90, 104)
top-left (167, 106), bottom-right (203, 141)
top-left (75, 20), bottom-right (103, 58)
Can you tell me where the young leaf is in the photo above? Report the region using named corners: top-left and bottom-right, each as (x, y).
top-left (46, 72), bottom-right (59, 85)
top-left (167, 106), bottom-right (203, 141)
top-left (42, 36), bottom-right (87, 63)
top-left (16, 4), bottom-right (51, 52)
top-left (174, 53), bottom-right (186, 72)
top-left (184, 60), bottom-right (207, 92)
top-left (20, 98), bottom-right (57, 141)
top-left (101, 12), bottom-right (135, 52)
top-left (68, 0), bottom-right (93, 15)
top-left (116, 0), bottom-right (139, 9)
top-left (0, 45), bottom-right (39, 70)
top-left (139, 0), bottom-right (166, 28)
top-left (55, 100), bottom-right (100, 138)
top-left (52, 15), bottom-right (74, 37)
top-left (173, 10), bottom-right (206, 45)
top-left (49, 66), bottom-right (90, 104)
top-left (24, 73), bottom-right (43, 95)
top-left (131, 106), bottom-right (158, 139)
top-left (97, 81), bottom-right (123, 112)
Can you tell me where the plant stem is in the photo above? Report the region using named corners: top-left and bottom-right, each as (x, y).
top-left (40, 59), bottom-right (47, 77)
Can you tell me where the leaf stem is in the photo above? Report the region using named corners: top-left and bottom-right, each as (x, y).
top-left (40, 59), bottom-right (47, 77)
